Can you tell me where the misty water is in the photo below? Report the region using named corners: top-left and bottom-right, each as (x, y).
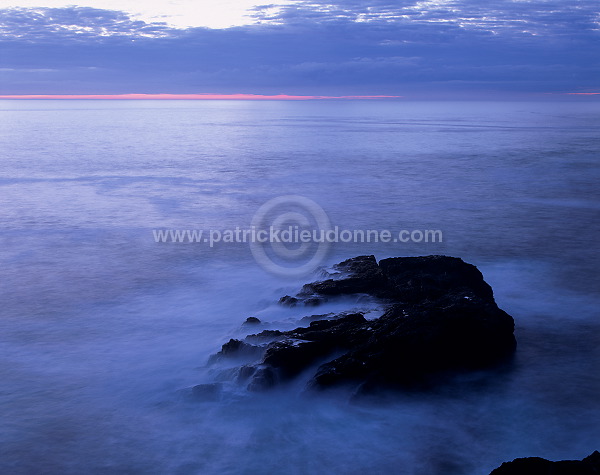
top-left (0, 100), bottom-right (598, 474)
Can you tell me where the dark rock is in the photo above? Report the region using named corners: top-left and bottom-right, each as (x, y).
top-left (236, 365), bottom-right (258, 383)
top-left (489, 450), bottom-right (600, 474)
top-left (245, 329), bottom-right (285, 344)
top-left (288, 313), bottom-right (368, 347)
top-left (378, 255), bottom-right (495, 303)
top-left (208, 338), bottom-right (265, 364)
top-left (299, 313), bottom-right (334, 324)
top-left (299, 255), bottom-right (386, 299)
top-left (279, 295), bottom-right (299, 307)
top-left (295, 255), bottom-right (496, 305)
top-left (262, 340), bottom-right (331, 379)
top-left (310, 295), bottom-right (515, 389)
top-left (335, 254), bottom-right (381, 274)
top-left (252, 314), bottom-right (367, 381)
top-left (209, 255), bottom-right (517, 393)
top-left (243, 316), bottom-right (261, 325)
top-left (247, 366), bottom-right (278, 391)
top-left (303, 297), bottom-right (325, 307)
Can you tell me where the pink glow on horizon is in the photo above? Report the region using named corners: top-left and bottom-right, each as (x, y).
top-left (0, 93), bottom-right (403, 100)
top-left (566, 92), bottom-right (600, 95)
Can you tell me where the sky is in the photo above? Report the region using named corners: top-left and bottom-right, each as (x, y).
top-left (0, 0), bottom-right (599, 98)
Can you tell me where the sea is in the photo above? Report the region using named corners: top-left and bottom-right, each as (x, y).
top-left (0, 99), bottom-right (598, 474)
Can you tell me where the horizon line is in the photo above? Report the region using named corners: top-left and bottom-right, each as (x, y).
top-left (0, 93), bottom-right (404, 100)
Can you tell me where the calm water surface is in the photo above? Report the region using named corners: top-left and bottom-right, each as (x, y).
top-left (0, 100), bottom-right (598, 474)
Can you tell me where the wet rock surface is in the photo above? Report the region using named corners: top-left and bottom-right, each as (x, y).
top-left (208, 255), bottom-right (517, 392)
top-left (489, 451), bottom-right (600, 475)
top-left (243, 316), bottom-right (261, 325)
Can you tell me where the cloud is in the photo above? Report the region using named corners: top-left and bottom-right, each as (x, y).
top-left (0, 7), bottom-right (175, 40)
top-left (252, 0), bottom-right (600, 37)
top-left (0, 2), bottom-right (598, 96)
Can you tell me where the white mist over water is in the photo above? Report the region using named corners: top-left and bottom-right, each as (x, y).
top-left (0, 100), bottom-right (598, 474)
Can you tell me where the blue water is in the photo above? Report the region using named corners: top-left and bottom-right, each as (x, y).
top-left (0, 100), bottom-right (598, 474)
